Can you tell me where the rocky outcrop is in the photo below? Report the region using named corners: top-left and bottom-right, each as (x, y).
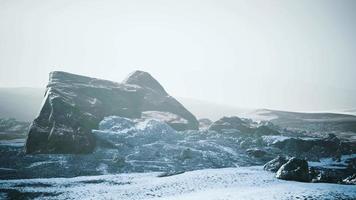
top-left (208, 116), bottom-right (280, 137)
top-left (208, 116), bottom-right (251, 133)
top-left (25, 71), bottom-right (198, 154)
top-left (276, 157), bottom-right (309, 182)
top-left (272, 134), bottom-right (355, 160)
top-left (310, 169), bottom-right (344, 184)
top-left (263, 155), bottom-right (289, 172)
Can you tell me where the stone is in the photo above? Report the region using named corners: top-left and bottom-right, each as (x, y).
top-left (276, 157), bottom-right (309, 182)
top-left (208, 116), bottom-right (251, 133)
top-left (311, 170), bottom-right (343, 184)
top-left (25, 71), bottom-right (198, 154)
top-left (263, 155), bottom-right (289, 172)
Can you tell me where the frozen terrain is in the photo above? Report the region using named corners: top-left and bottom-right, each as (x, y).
top-left (92, 116), bottom-right (262, 172)
top-left (0, 166), bottom-right (355, 200)
top-left (1, 116), bottom-right (355, 199)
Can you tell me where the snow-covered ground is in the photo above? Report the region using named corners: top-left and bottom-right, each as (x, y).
top-left (0, 166), bottom-right (355, 200)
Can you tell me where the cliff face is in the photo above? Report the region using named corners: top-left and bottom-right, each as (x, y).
top-left (25, 71), bottom-right (198, 154)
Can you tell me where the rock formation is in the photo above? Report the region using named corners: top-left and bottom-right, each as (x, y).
top-left (276, 157), bottom-right (309, 182)
top-left (25, 71), bottom-right (198, 154)
top-left (263, 155), bottom-right (289, 172)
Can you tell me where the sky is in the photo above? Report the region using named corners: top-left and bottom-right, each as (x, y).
top-left (0, 0), bottom-right (356, 111)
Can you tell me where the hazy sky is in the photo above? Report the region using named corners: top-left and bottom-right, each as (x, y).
top-left (0, 0), bottom-right (356, 111)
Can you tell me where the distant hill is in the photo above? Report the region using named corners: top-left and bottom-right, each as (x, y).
top-left (177, 97), bottom-right (251, 121)
top-left (0, 87), bottom-right (45, 121)
top-left (242, 109), bottom-right (356, 140)
top-left (1, 87), bottom-right (356, 140)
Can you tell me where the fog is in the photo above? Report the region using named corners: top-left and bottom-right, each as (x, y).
top-left (0, 0), bottom-right (356, 111)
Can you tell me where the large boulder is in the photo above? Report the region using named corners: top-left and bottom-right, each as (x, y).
top-left (25, 71), bottom-right (198, 154)
top-left (263, 155), bottom-right (289, 172)
top-left (276, 157), bottom-right (309, 182)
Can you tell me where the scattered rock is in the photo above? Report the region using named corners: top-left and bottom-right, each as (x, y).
top-left (311, 170), bottom-right (343, 184)
top-left (263, 155), bottom-right (289, 172)
top-left (343, 174), bottom-right (356, 185)
top-left (276, 157), bottom-right (309, 182)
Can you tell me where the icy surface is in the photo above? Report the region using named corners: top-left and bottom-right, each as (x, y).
top-left (92, 116), bottom-right (258, 172)
top-left (0, 166), bottom-right (355, 200)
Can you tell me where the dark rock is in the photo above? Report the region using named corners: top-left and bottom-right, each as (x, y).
top-left (0, 168), bottom-right (17, 179)
top-left (208, 116), bottom-right (280, 138)
top-left (208, 116), bottom-right (251, 133)
top-left (253, 125), bottom-right (280, 136)
top-left (246, 148), bottom-right (267, 158)
top-left (311, 170), bottom-right (343, 184)
top-left (272, 135), bottom-right (355, 160)
top-left (276, 157), bottom-right (309, 182)
top-left (25, 71), bottom-right (198, 154)
top-left (343, 174), bottom-right (356, 185)
top-left (263, 155), bottom-right (289, 172)
top-left (157, 171), bottom-right (185, 177)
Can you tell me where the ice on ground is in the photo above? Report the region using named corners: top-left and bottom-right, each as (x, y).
top-left (0, 166), bottom-right (355, 200)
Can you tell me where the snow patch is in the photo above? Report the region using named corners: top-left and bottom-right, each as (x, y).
top-left (141, 111), bottom-right (188, 124)
top-left (0, 167), bottom-right (355, 200)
